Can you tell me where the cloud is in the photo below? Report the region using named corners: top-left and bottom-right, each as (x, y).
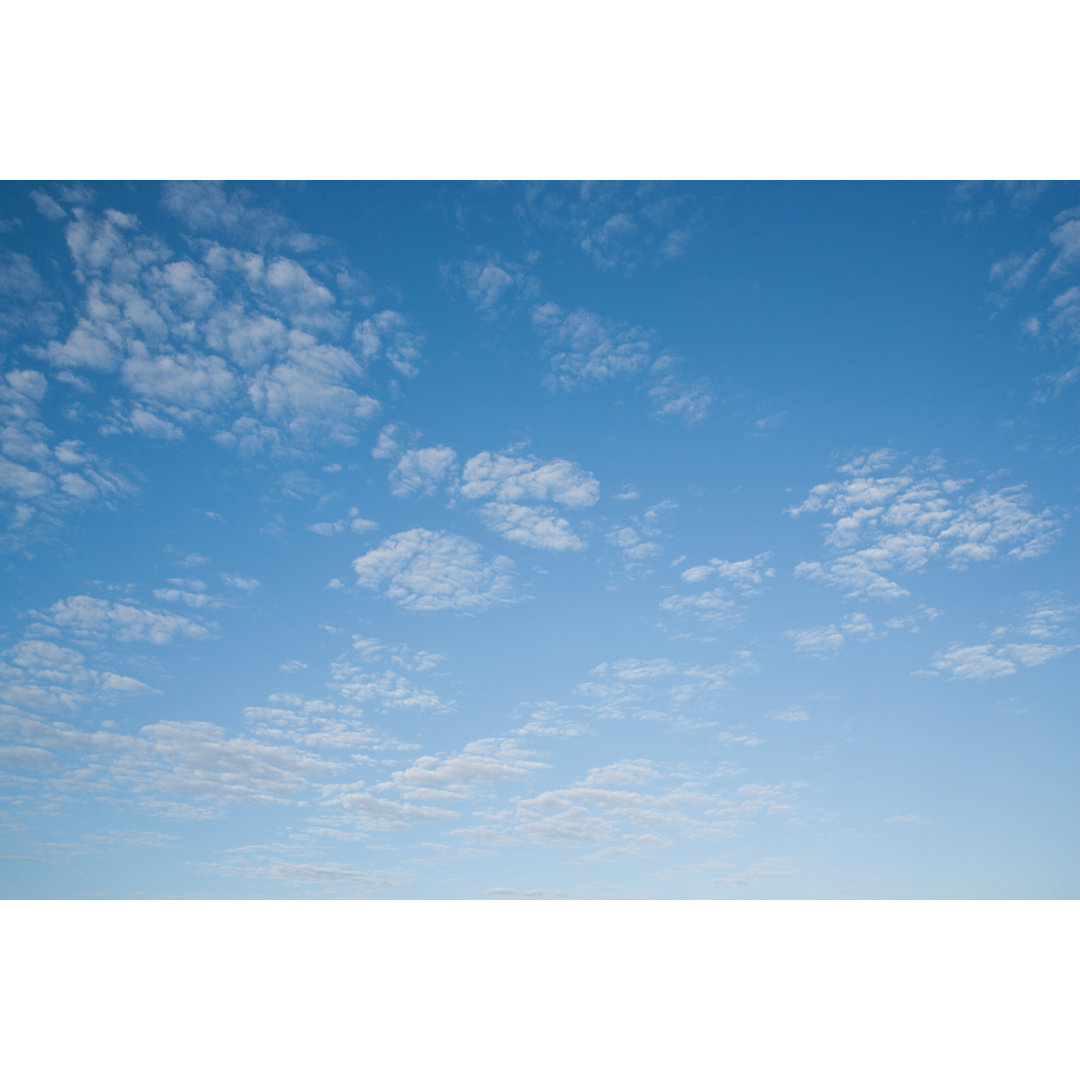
top-left (39, 595), bottom-right (211, 644)
top-left (354, 310), bottom-right (424, 377)
top-left (352, 529), bottom-right (518, 613)
top-left (784, 625), bottom-right (845, 657)
top-left (460, 451), bottom-right (599, 507)
top-left (1033, 364), bottom-right (1080, 403)
top-left (680, 553), bottom-right (775, 589)
top-left (516, 181), bottom-right (699, 271)
top-left (389, 446), bottom-right (458, 498)
top-left (1048, 206), bottom-right (1080, 277)
top-left (391, 738), bottom-right (548, 797)
top-left (932, 642), bottom-right (1076, 680)
top-left (662, 553), bottom-right (773, 626)
top-left (788, 452), bottom-right (1062, 599)
top-left (161, 181), bottom-right (323, 252)
top-left (660, 588), bottom-right (741, 625)
top-left (447, 253), bottom-right (538, 317)
top-left (649, 375), bottom-right (713, 424)
top-left (531, 303), bottom-right (653, 388)
top-left (219, 573), bottom-right (260, 592)
top-left (0, 369), bottom-right (135, 545)
top-left (25, 200), bottom-right (393, 455)
top-left (478, 501), bottom-right (585, 552)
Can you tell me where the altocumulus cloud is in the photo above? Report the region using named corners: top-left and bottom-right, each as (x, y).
top-left (352, 528), bottom-right (518, 613)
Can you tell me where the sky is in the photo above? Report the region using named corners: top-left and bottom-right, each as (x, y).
top-left (0, 180), bottom-right (1076, 899)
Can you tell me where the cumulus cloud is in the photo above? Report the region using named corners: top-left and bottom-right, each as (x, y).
top-left (352, 529), bottom-right (518, 613)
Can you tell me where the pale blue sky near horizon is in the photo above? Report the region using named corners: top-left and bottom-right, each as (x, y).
top-left (0, 180), bottom-right (1076, 898)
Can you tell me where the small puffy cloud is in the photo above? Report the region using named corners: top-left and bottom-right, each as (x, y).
top-left (371, 423), bottom-right (402, 459)
top-left (30, 189), bottom-right (67, 221)
top-left (789, 453), bottom-right (1062, 600)
top-left (219, 573), bottom-right (260, 593)
top-left (659, 588), bottom-right (740, 625)
top-left (389, 446), bottom-right (458, 498)
top-left (784, 625), bottom-right (844, 657)
top-left (531, 303), bottom-right (653, 388)
top-left (649, 375), bottom-right (713, 424)
top-left (607, 525), bottom-right (662, 566)
top-left (309, 520), bottom-right (345, 536)
top-left (392, 738), bottom-right (548, 795)
top-left (932, 640), bottom-right (1076, 680)
top-left (479, 502), bottom-right (585, 552)
top-left (100, 672), bottom-right (160, 695)
top-left (460, 451), bottom-right (599, 507)
top-left (1033, 364), bottom-right (1080, 403)
top-left (681, 553), bottom-right (774, 590)
top-left (280, 660), bottom-right (307, 673)
top-left (354, 310), bottom-right (424, 378)
top-left (39, 595), bottom-right (211, 644)
top-left (352, 528), bottom-right (518, 614)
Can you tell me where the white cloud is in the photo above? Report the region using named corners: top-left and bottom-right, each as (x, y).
top-left (479, 502), bottom-right (585, 552)
top-left (391, 738), bottom-right (548, 796)
top-left (516, 181), bottom-right (698, 271)
top-left (531, 303), bottom-right (653, 388)
top-left (219, 573), bottom-right (260, 593)
top-left (355, 310), bottom-right (423, 377)
top-left (789, 453), bottom-right (1061, 599)
top-left (681, 553), bottom-right (774, 590)
top-left (784, 625), bottom-right (844, 657)
top-left (39, 595), bottom-right (211, 644)
top-left (25, 201), bottom-right (392, 458)
top-left (1033, 364), bottom-right (1080, 403)
top-left (649, 374), bottom-right (713, 423)
top-left (389, 446), bottom-right (458, 498)
top-left (371, 423), bottom-right (402, 459)
top-left (352, 529), bottom-right (518, 613)
top-left (460, 451), bottom-right (599, 508)
top-left (659, 588), bottom-right (741, 625)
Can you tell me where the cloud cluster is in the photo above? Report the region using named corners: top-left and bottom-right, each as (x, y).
top-left (21, 186), bottom-right (416, 456)
top-left (516, 181), bottom-right (699, 271)
top-left (0, 368), bottom-right (135, 543)
top-left (460, 450), bottom-right (599, 552)
top-left (662, 552), bottom-right (774, 626)
top-left (790, 451), bottom-right (1061, 599)
top-left (352, 528), bottom-right (518, 613)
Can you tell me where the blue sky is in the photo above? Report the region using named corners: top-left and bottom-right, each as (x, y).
top-left (0, 180), bottom-right (1076, 898)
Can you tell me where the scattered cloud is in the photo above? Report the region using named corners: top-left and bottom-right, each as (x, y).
top-left (352, 529), bottom-right (518, 613)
